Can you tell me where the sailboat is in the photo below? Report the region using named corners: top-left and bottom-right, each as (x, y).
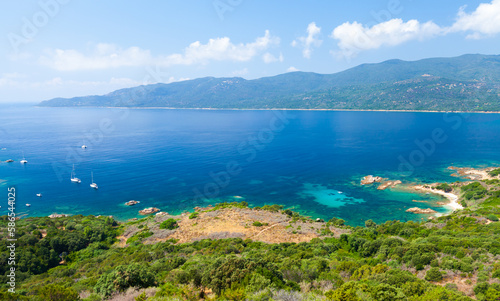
top-left (71, 164), bottom-right (81, 183)
top-left (20, 152), bottom-right (28, 164)
top-left (90, 171), bottom-right (98, 189)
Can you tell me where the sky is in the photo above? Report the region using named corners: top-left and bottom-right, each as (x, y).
top-left (1, 0), bottom-right (500, 103)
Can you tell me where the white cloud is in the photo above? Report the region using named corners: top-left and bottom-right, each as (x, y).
top-left (331, 19), bottom-right (442, 58)
top-left (330, 1), bottom-right (500, 58)
top-left (292, 22), bottom-right (322, 58)
top-left (262, 52), bottom-right (284, 63)
top-left (232, 68), bottom-right (249, 76)
top-left (0, 76), bottom-right (141, 89)
top-left (449, 0), bottom-right (500, 38)
top-left (40, 31), bottom-right (280, 71)
top-left (39, 44), bottom-right (152, 71)
top-left (286, 66), bottom-right (299, 72)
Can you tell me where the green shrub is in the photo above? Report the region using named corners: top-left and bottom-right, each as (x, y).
top-left (38, 284), bottom-right (80, 301)
top-left (489, 168), bottom-right (500, 177)
top-left (487, 214), bottom-right (499, 222)
top-left (436, 183), bottom-right (453, 192)
top-left (94, 264), bottom-right (156, 297)
top-left (365, 220), bottom-right (377, 228)
top-left (461, 182), bottom-right (487, 200)
top-left (425, 267), bottom-right (443, 282)
top-left (189, 212), bottom-right (199, 219)
top-left (160, 218), bottom-right (179, 230)
top-left (253, 221), bottom-right (263, 227)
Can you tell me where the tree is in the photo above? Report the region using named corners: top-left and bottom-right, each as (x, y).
top-left (365, 219), bottom-right (377, 228)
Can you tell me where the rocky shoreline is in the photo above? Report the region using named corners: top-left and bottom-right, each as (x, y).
top-left (448, 166), bottom-right (500, 181)
top-left (360, 175), bottom-right (402, 190)
top-left (360, 172), bottom-right (468, 217)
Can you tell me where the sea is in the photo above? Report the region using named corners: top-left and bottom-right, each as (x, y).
top-left (1, 105), bottom-right (499, 226)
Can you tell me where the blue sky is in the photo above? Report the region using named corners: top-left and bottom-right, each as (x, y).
top-left (1, 0), bottom-right (499, 103)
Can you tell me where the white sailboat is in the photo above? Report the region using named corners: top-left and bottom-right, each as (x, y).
top-left (90, 171), bottom-right (98, 189)
top-left (20, 152), bottom-right (28, 164)
top-left (71, 164), bottom-right (81, 183)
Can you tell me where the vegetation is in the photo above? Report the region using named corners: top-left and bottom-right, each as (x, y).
top-left (251, 221), bottom-right (269, 227)
top-left (489, 168), bottom-right (500, 177)
top-left (159, 218), bottom-right (178, 230)
top-left (436, 183), bottom-right (453, 193)
top-left (2, 178), bottom-right (500, 300)
top-left (39, 54), bottom-right (500, 112)
top-left (461, 182), bottom-right (488, 200)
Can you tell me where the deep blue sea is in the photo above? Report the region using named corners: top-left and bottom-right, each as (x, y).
top-left (1, 106), bottom-right (499, 226)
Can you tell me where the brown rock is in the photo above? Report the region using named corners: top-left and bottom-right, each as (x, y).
top-left (377, 180), bottom-right (402, 190)
top-left (139, 207), bottom-right (160, 215)
top-left (125, 200), bottom-right (140, 206)
top-left (406, 207), bottom-right (437, 214)
top-left (361, 175), bottom-right (384, 185)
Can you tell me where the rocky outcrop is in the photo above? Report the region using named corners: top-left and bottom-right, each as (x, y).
top-left (377, 180), bottom-right (402, 190)
top-left (139, 207), bottom-right (160, 215)
top-left (48, 213), bottom-right (70, 218)
top-left (448, 166), bottom-right (499, 180)
top-left (412, 200), bottom-right (428, 203)
top-left (361, 175), bottom-right (384, 185)
top-left (406, 207), bottom-right (437, 214)
top-left (125, 200), bottom-right (140, 206)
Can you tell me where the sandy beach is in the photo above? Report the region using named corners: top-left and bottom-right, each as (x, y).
top-left (412, 185), bottom-right (464, 211)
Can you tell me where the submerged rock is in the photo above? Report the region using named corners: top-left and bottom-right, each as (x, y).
top-left (377, 180), bottom-right (402, 190)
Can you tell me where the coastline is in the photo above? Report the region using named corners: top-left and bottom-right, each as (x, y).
top-left (35, 105), bottom-right (500, 114)
top-left (411, 185), bottom-right (464, 212)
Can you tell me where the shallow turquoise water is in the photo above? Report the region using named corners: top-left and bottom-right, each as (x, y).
top-left (0, 106), bottom-right (499, 226)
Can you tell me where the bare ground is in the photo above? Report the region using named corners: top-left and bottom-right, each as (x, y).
top-left (115, 207), bottom-right (349, 247)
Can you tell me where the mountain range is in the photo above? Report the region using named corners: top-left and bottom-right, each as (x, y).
top-left (39, 54), bottom-right (500, 111)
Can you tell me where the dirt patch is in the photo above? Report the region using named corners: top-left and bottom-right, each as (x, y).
top-left (116, 207), bottom-right (348, 246)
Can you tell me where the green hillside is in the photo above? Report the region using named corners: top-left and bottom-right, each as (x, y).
top-left (39, 54), bottom-right (500, 111)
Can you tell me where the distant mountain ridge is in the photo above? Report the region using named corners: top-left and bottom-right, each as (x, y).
top-left (39, 54), bottom-right (500, 111)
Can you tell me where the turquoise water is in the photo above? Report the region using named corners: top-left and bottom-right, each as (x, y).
top-left (1, 106), bottom-right (499, 226)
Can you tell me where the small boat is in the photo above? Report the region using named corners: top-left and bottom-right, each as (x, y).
top-left (90, 171), bottom-right (98, 189)
top-left (5, 159), bottom-right (13, 163)
top-left (20, 151), bottom-right (28, 164)
top-left (26, 204), bottom-right (31, 207)
top-left (36, 193), bottom-right (42, 197)
top-left (71, 164), bottom-right (81, 183)
top-left (81, 145), bottom-right (87, 149)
